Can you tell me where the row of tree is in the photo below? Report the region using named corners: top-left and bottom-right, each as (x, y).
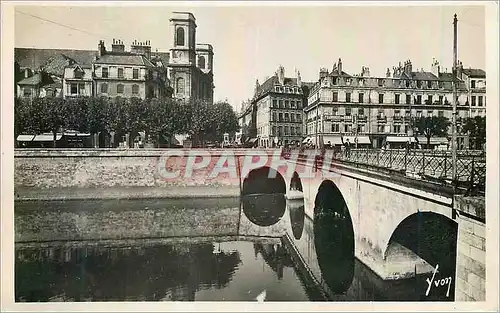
top-left (14, 97), bottom-right (240, 148)
top-left (412, 115), bottom-right (486, 149)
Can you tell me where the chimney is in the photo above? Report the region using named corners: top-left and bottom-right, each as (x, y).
top-left (296, 69), bottom-right (302, 86)
top-left (254, 79), bottom-right (260, 95)
top-left (319, 68), bottom-right (328, 80)
top-left (431, 58), bottom-right (440, 76)
top-left (338, 58), bottom-right (342, 74)
top-left (112, 39), bottom-right (125, 53)
top-left (361, 66), bottom-right (370, 77)
top-left (386, 68), bottom-right (391, 78)
top-left (98, 40), bottom-right (106, 58)
top-left (131, 39), bottom-right (152, 59)
top-left (277, 65), bottom-right (285, 85)
top-left (457, 60), bottom-right (463, 79)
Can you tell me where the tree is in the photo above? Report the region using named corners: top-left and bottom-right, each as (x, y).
top-left (14, 98), bottom-right (30, 139)
top-left (461, 116), bottom-right (486, 150)
top-left (412, 116), bottom-right (451, 148)
top-left (65, 97), bottom-right (88, 133)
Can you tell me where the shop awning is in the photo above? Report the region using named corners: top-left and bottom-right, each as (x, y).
top-left (343, 135), bottom-right (371, 145)
top-left (386, 136), bottom-right (417, 143)
top-left (63, 132), bottom-right (90, 137)
top-left (16, 135), bottom-right (35, 142)
top-left (322, 135), bottom-right (343, 145)
top-left (417, 137), bottom-right (449, 145)
top-left (33, 134), bottom-right (63, 142)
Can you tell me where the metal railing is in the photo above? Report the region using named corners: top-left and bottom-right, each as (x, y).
top-left (282, 148), bottom-right (485, 195)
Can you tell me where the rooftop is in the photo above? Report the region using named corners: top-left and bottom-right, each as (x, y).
top-left (462, 68), bottom-right (486, 78)
top-left (94, 52), bottom-right (155, 67)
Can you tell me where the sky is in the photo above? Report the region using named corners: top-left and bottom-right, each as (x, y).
top-left (14, 3), bottom-right (486, 111)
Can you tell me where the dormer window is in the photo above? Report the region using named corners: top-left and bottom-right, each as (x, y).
top-left (333, 77), bottom-right (338, 85)
top-left (378, 79), bottom-right (384, 87)
top-left (427, 81), bottom-right (432, 88)
top-left (73, 68), bottom-right (83, 79)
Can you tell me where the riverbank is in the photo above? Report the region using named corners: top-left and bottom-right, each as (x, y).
top-left (15, 186), bottom-right (240, 201)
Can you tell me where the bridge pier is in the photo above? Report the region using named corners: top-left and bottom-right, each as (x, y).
top-left (454, 196), bottom-right (486, 301)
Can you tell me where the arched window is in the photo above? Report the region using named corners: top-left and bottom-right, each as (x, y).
top-left (176, 77), bottom-right (185, 94)
top-left (198, 56), bottom-right (206, 69)
top-left (176, 27), bottom-right (185, 46)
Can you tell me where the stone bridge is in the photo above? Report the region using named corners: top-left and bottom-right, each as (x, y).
top-left (14, 148), bottom-right (485, 300)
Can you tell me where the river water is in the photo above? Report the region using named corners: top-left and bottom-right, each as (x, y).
top-left (15, 195), bottom-right (456, 302)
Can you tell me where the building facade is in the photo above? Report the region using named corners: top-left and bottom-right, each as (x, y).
top-left (251, 66), bottom-right (311, 148)
top-left (459, 64), bottom-right (486, 118)
top-left (305, 58), bottom-right (477, 149)
top-left (63, 65), bottom-right (93, 98)
top-left (168, 12), bottom-right (214, 103)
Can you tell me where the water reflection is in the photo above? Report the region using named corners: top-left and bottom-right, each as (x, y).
top-left (16, 243), bottom-right (241, 302)
top-left (288, 200), bottom-right (305, 240)
top-left (313, 181), bottom-right (355, 295)
top-left (242, 194), bottom-right (286, 227)
top-left (253, 243), bottom-right (294, 280)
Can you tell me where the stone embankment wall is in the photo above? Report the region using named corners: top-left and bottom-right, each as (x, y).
top-left (15, 149), bottom-right (276, 200)
top-left (454, 196), bottom-right (486, 301)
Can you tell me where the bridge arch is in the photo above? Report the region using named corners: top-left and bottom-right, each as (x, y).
top-left (313, 180), bottom-right (355, 294)
top-left (242, 166), bottom-right (286, 196)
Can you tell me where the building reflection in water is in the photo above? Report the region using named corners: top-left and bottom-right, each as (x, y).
top-left (15, 243), bottom-right (242, 302)
top-left (313, 181), bottom-right (355, 295)
top-left (288, 199), bottom-right (305, 240)
top-left (253, 243), bottom-right (294, 280)
top-left (241, 194), bottom-right (286, 227)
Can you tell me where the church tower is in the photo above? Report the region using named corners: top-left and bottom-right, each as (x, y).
top-left (169, 12), bottom-right (197, 101)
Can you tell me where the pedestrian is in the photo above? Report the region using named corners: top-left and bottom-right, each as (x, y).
top-left (345, 138), bottom-right (351, 157)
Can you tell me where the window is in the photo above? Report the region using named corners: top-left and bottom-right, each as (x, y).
top-left (427, 81), bottom-right (432, 88)
top-left (285, 100), bottom-right (289, 108)
top-left (291, 127), bottom-right (295, 135)
top-left (23, 88), bottom-right (31, 97)
top-left (379, 93), bottom-right (384, 104)
top-left (346, 78), bottom-right (351, 85)
top-left (333, 77), bottom-right (338, 85)
top-left (357, 124), bottom-right (365, 133)
top-left (427, 95), bottom-right (433, 104)
top-left (291, 100), bottom-right (296, 108)
top-left (377, 125), bottom-right (385, 133)
top-left (272, 100), bottom-right (277, 108)
top-left (359, 79), bottom-right (364, 87)
top-left (345, 107), bottom-right (351, 116)
top-left (198, 56), bottom-right (206, 69)
top-left (279, 100), bottom-right (283, 108)
top-left (331, 124), bottom-right (340, 132)
top-left (333, 92), bottom-right (338, 102)
top-left (278, 113), bottom-right (283, 121)
top-left (176, 77), bottom-right (185, 94)
top-left (416, 95), bottom-right (422, 104)
top-left (395, 94), bottom-right (400, 104)
top-left (358, 108), bottom-right (364, 116)
top-left (117, 84), bottom-right (124, 94)
top-left (132, 84), bottom-right (139, 95)
top-left (272, 112), bottom-right (277, 121)
top-left (176, 27), bottom-right (185, 46)
top-left (291, 113), bottom-right (295, 122)
top-left (377, 109), bottom-right (384, 118)
top-left (439, 95), bottom-right (444, 104)
top-left (378, 79), bottom-right (384, 87)
top-left (102, 67), bottom-right (108, 78)
top-left (394, 125), bottom-right (401, 133)
top-left (70, 83), bottom-right (78, 95)
top-left (284, 126), bottom-right (289, 135)
top-left (296, 126), bottom-right (301, 135)
top-left (100, 83), bottom-right (108, 94)
top-left (133, 69), bottom-right (139, 79)
top-left (118, 68), bottom-right (124, 79)
top-left (359, 93), bottom-right (364, 103)
top-left (333, 108), bottom-right (338, 116)
top-left (284, 113), bottom-right (289, 121)
top-left (478, 96), bottom-right (483, 106)
top-left (297, 113), bottom-right (301, 121)
top-left (344, 124), bottom-right (352, 133)
top-left (272, 126), bottom-right (276, 136)
top-left (438, 111), bottom-right (444, 117)
top-left (394, 110), bottom-right (401, 117)
top-left (427, 110), bottom-right (433, 117)
top-left (417, 81), bottom-right (422, 88)
top-left (471, 80), bottom-right (476, 88)
top-left (278, 126), bottom-right (283, 136)
top-left (471, 96), bottom-right (476, 106)
top-left (416, 110), bottom-right (422, 118)
top-left (406, 94), bottom-right (411, 104)
top-left (406, 80), bottom-right (410, 88)
top-left (346, 92), bottom-right (351, 102)
top-left (297, 101), bottom-right (302, 108)
top-left (79, 84), bottom-right (85, 94)
top-left (74, 69), bottom-right (83, 79)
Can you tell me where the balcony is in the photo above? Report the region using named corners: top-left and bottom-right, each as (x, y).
top-left (356, 115), bottom-right (367, 122)
top-left (392, 116), bottom-right (403, 123)
top-left (343, 115), bottom-right (353, 122)
top-left (377, 116), bottom-right (387, 123)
